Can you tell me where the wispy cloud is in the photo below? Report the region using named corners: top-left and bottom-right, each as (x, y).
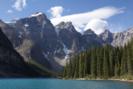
top-left (48, 6), bottom-right (64, 18)
top-left (7, 9), bottom-right (13, 13)
top-left (12, 0), bottom-right (27, 11)
top-left (51, 6), bottom-right (124, 34)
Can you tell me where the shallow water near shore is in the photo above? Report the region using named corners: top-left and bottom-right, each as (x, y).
top-left (0, 79), bottom-right (133, 89)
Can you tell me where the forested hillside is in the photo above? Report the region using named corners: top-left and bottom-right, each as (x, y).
top-left (63, 39), bottom-right (133, 79)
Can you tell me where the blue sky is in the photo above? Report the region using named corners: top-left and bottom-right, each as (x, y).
top-left (0, 0), bottom-right (133, 33)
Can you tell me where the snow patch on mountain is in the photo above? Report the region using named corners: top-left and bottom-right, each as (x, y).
top-left (62, 43), bottom-right (72, 55)
top-left (24, 23), bottom-right (29, 27)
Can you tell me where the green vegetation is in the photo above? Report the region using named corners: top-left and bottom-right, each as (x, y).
top-left (63, 40), bottom-right (133, 80)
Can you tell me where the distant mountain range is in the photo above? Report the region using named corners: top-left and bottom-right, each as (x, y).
top-left (0, 12), bottom-right (133, 72)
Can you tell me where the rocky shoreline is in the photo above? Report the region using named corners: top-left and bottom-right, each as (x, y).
top-left (63, 78), bottom-right (133, 83)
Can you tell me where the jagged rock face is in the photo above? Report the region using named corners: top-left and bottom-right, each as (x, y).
top-left (111, 28), bottom-right (133, 47)
top-left (81, 29), bottom-right (103, 50)
top-left (99, 29), bottom-right (113, 44)
top-left (14, 13), bottom-right (62, 69)
top-left (0, 28), bottom-right (41, 77)
top-left (56, 22), bottom-right (81, 52)
top-left (99, 28), bottom-right (133, 47)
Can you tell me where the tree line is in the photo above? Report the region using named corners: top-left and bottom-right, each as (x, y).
top-left (63, 40), bottom-right (133, 79)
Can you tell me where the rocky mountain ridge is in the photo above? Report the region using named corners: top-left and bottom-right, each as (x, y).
top-left (0, 12), bottom-right (133, 71)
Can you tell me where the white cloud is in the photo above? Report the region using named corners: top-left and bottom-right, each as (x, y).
top-left (51, 6), bottom-right (124, 34)
top-left (85, 19), bottom-right (108, 34)
top-left (49, 6), bottom-right (64, 18)
top-left (7, 10), bottom-right (13, 13)
top-left (12, 0), bottom-right (27, 11)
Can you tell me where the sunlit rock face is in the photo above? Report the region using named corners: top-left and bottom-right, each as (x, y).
top-left (0, 28), bottom-right (42, 77)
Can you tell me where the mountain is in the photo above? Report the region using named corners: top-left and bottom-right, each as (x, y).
top-left (0, 12), bottom-right (133, 72)
top-left (54, 22), bottom-right (103, 68)
top-left (0, 27), bottom-right (44, 77)
top-left (99, 28), bottom-right (133, 47)
top-left (82, 29), bottom-right (103, 49)
top-left (0, 13), bottom-right (103, 71)
top-left (99, 29), bottom-right (113, 44)
top-left (55, 22), bottom-right (81, 57)
top-left (56, 22), bottom-right (81, 51)
top-left (14, 12), bottom-right (55, 66)
top-left (111, 28), bottom-right (133, 47)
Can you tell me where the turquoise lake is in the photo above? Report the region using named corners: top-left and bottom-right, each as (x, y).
top-left (0, 79), bottom-right (133, 89)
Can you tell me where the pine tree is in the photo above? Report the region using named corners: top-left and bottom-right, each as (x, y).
top-left (90, 49), bottom-right (97, 78)
top-left (103, 46), bottom-right (109, 79)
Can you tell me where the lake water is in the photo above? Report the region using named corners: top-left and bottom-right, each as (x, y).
top-left (0, 79), bottom-right (133, 89)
